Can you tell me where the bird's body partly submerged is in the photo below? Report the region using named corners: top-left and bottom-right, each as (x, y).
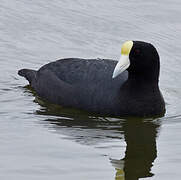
top-left (18, 41), bottom-right (166, 117)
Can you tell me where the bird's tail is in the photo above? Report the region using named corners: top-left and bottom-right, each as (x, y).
top-left (18, 69), bottom-right (37, 84)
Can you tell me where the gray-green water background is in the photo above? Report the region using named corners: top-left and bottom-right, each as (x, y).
top-left (1, 0), bottom-right (181, 179)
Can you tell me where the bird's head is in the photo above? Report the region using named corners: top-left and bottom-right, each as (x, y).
top-left (112, 41), bottom-right (160, 81)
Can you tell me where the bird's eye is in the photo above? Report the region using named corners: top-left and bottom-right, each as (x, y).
top-left (133, 49), bottom-right (141, 57)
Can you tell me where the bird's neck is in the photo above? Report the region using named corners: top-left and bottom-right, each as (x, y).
top-left (128, 72), bottom-right (159, 87)
top-left (124, 75), bottom-right (159, 93)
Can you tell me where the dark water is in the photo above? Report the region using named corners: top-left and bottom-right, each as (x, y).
top-left (1, 0), bottom-right (181, 179)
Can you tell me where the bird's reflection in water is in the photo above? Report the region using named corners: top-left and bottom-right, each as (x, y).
top-left (110, 118), bottom-right (160, 180)
top-left (34, 96), bottom-right (161, 180)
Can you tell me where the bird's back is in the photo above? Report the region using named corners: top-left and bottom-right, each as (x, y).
top-left (22, 58), bottom-right (128, 115)
top-left (38, 58), bottom-right (127, 86)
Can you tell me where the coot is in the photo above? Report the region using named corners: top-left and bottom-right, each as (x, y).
top-left (18, 41), bottom-right (165, 117)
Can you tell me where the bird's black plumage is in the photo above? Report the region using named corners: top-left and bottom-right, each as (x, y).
top-left (18, 41), bottom-right (165, 117)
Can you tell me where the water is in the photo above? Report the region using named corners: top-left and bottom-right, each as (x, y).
top-left (1, 0), bottom-right (181, 179)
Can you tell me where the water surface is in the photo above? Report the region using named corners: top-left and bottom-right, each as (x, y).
top-left (1, 0), bottom-right (181, 179)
